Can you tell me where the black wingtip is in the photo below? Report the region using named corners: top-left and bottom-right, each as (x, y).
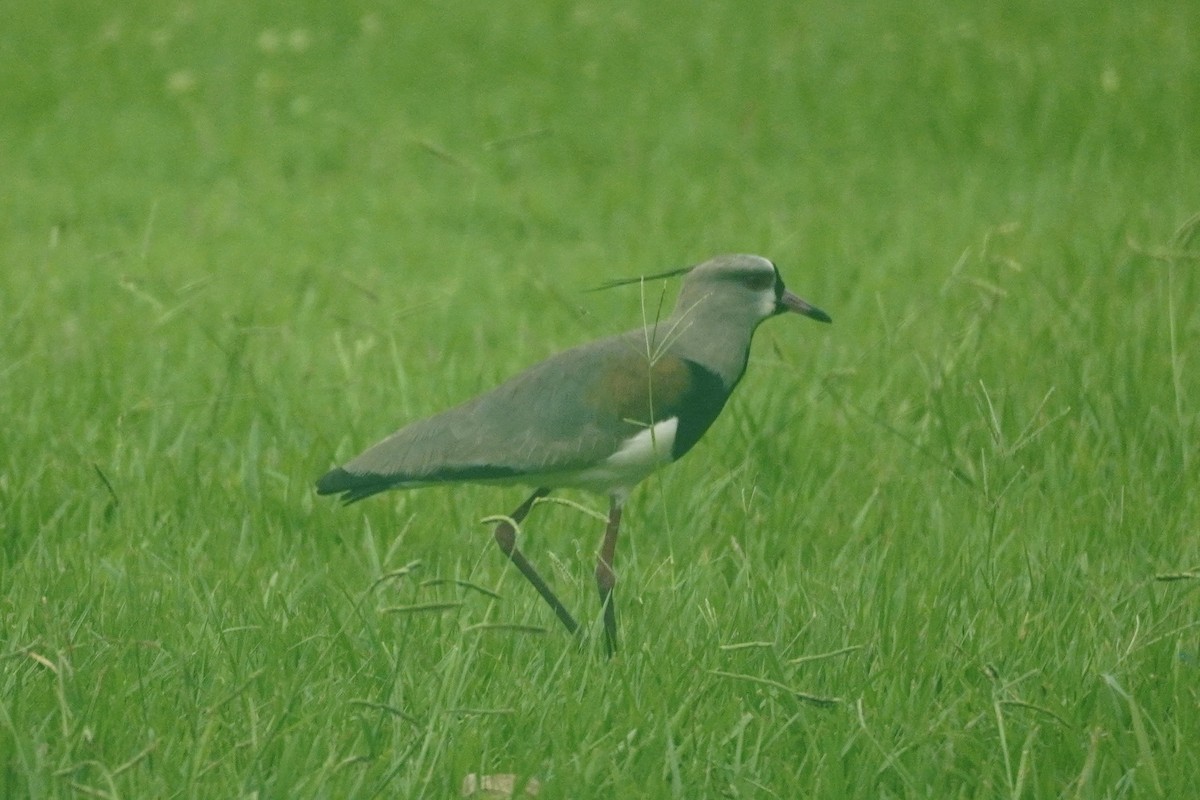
top-left (315, 463), bottom-right (525, 505)
top-left (315, 467), bottom-right (351, 496)
top-left (315, 467), bottom-right (391, 505)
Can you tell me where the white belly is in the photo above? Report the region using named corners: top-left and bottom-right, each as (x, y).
top-left (550, 417), bottom-right (679, 498)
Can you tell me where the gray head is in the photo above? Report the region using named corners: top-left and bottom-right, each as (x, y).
top-left (602, 253), bottom-right (831, 389)
top-left (673, 254), bottom-right (832, 328)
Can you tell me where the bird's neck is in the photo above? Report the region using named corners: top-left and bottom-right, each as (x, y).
top-left (650, 308), bottom-right (759, 390)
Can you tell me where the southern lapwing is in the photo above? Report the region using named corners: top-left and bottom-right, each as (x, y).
top-left (316, 254), bottom-right (831, 655)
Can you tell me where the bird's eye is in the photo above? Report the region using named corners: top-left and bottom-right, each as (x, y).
top-left (740, 270), bottom-right (776, 292)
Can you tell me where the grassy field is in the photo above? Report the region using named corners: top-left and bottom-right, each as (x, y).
top-left (3, 1), bottom-right (1198, 797)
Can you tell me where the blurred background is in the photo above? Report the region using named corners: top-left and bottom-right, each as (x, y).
top-left (2, 1), bottom-right (1197, 796)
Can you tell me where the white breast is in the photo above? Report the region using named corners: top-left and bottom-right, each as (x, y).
top-left (606, 417), bottom-right (678, 471)
top-left (553, 417), bottom-right (679, 498)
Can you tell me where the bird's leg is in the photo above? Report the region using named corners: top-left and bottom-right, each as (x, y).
top-left (493, 488), bottom-right (579, 635)
top-left (595, 498), bottom-right (623, 656)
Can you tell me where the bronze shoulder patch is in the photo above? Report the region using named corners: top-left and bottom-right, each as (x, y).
top-left (591, 351), bottom-right (730, 460)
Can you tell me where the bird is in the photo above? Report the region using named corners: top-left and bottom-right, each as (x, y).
top-left (316, 253), bottom-right (831, 655)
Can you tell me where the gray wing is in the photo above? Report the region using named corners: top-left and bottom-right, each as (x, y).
top-left (316, 333), bottom-right (651, 502)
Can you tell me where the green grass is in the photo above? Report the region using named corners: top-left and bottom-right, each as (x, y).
top-left (3, 1), bottom-right (1198, 797)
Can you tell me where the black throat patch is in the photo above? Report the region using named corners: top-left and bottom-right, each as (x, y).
top-left (667, 360), bottom-right (733, 460)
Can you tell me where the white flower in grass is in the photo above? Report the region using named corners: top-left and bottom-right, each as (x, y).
top-left (360, 13), bottom-right (381, 37)
top-left (167, 70), bottom-right (196, 95)
top-left (258, 28), bottom-right (282, 54)
top-left (288, 28), bottom-right (311, 53)
top-left (1100, 67), bottom-right (1120, 94)
top-left (290, 95), bottom-right (313, 117)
